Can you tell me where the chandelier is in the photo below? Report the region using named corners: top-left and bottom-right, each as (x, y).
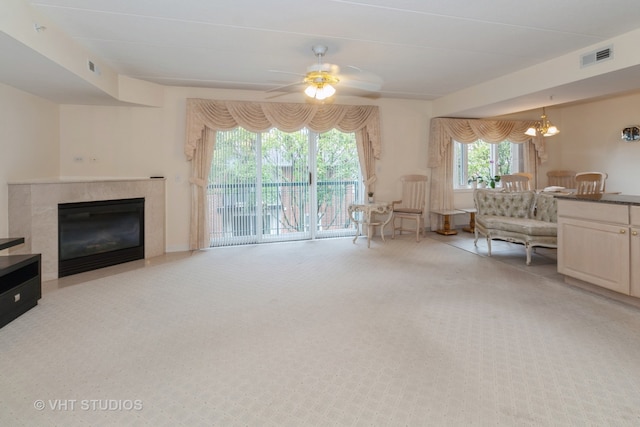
top-left (525, 107), bottom-right (560, 137)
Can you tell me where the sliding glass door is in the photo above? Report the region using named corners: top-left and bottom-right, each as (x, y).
top-left (261, 128), bottom-right (312, 242)
top-left (207, 128), bottom-right (362, 247)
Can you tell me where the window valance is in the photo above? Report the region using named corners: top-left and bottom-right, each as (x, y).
top-left (427, 117), bottom-right (546, 168)
top-left (185, 99), bottom-right (381, 160)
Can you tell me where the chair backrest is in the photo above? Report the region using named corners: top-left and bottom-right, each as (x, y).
top-left (547, 170), bottom-right (576, 188)
top-left (397, 175), bottom-right (428, 211)
top-left (575, 171), bottom-right (607, 194)
top-left (513, 172), bottom-right (534, 189)
top-left (500, 174), bottom-right (530, 192)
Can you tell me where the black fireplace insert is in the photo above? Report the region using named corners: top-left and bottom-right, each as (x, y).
top-left (58, 198), bottom-right (145, 277)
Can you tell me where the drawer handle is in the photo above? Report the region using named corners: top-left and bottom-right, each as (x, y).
top-left (620, 229), bottom-right (626, 234)
top-left (633, 230), bottom-right (638, 236)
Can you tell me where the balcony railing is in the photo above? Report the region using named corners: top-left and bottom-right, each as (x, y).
top-left (207, 180), bottom-right (361, 244)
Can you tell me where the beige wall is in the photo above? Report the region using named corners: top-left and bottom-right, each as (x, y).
top-left (542, 92), bottom-right (640, 194)
top-left (56, 87), bottom-right (432, 251)
top-left (499, 93), bottom-right (640, 195)
top-left (0, 83), bottom-right (60, 238)
top-left (4, 80), bottom-right (640, 250)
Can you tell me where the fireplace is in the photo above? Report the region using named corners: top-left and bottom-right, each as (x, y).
top-left (58, 198), bottom-right (145, 277)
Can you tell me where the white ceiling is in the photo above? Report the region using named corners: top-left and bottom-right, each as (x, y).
top-left (5, 0), bottom-right (640, 112)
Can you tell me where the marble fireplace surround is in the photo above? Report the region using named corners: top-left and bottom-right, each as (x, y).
top-left (8, 178), bottom-right (166, 281)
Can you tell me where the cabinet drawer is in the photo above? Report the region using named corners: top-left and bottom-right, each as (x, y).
top-left (0, 276), bottom-right (41, 328)
top-left (558, 200), bottom-right (628, 224)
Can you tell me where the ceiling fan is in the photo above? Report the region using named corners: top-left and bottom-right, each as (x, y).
top-left (267, 45), bottom-right (382, 101)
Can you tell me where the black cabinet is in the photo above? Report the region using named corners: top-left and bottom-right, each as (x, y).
top-left (0, 237), bottom-right (24, 251)
top-left (0, 238), bottom-right (41, 328)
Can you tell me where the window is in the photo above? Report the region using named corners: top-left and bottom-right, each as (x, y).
top-left (453, 139), bottom-right (524, 189)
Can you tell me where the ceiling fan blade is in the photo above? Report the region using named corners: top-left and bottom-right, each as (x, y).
top-left (343, 65), bottom-right (383, 83)
top-left (268, 69), bottom-right (306, 78)
top-left (338, 65), bottom-right (383, 93)
top-left (265, 91), bottom-right (299, 100)
top-left (340, 66), bottom-right (383, 90)
top-left (265, 80), bottom-right (305, 93)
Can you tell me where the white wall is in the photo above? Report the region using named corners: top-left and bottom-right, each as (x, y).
top-left (0, 83), bottom-right (59, 238)
top-left (57, 87), bottom-right (432, 251)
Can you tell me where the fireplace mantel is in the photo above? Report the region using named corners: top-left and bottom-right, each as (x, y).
top-left (8, 178), bottom-right (165, 281)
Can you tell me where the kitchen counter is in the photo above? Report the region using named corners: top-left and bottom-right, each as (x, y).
top-left (554, 193), bottom-right (640, 205)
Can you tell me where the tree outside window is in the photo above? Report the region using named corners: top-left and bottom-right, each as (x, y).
top-left (209, 127), bottom-right (361, 242)
top-left (454, 140), bottom-right (523, 188)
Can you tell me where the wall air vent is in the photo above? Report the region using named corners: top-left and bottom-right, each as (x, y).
top-left (87, 60), bottom-right (101, 76)
top-left (581, 45), bottom-right (613, 68)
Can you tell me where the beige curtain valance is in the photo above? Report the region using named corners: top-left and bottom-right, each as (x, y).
top-left (427, 117), bottom-right (546, 168)
top-left (184, 98), bottom-right (381, 250)
top-left (185, 99), bottom-right (381, 160)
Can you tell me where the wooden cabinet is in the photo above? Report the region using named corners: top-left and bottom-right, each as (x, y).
top-left (630, 206), bottom-right (640, 297)
top-left (558, 200), bottom-right (631, 294)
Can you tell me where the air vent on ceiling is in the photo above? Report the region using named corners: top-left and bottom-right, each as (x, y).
top-left (581, 45), bottom-right (613, 68)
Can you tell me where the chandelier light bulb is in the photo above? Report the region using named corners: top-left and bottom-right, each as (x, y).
top-left (304, 85), bottom-right (317, 98)
top-left (544, 125), bottom-right (559, 136)
top-left (323, 84), bottom-right (336, 97)
top-left (305, 83), bottom-right (336, 100)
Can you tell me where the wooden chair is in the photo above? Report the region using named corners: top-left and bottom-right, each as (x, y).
top-left (547, 170), bottom-right (576, 189)
top-left (500, 174), bottom-right (530, 192)
top-left (575, 172), bottom-right (607, 194)
top-left (391, 175), bottom-right (428, 242)
top-left (513, 172), bottom-right (533, 189)
top-left (514, 172), bottom-right (534, 180)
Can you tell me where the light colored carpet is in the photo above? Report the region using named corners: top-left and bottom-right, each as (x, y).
top-left (2, 236), bottom-right (640, 426)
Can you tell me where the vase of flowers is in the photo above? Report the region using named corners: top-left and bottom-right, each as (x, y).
top-left (368, 192), bottom-right (374, 203)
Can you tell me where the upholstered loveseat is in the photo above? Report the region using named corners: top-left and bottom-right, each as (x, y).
top-left (473, 189), bottom-right (557, 265)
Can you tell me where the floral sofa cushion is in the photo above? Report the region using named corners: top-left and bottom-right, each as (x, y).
top-left (474, 190), bottom-right (536, 218)
top-left (533, 193), bottom-right (557, 223)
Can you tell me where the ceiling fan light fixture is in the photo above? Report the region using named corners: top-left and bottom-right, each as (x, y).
top-left (525, 107), bottom-right (560, 137)
top-left (303, 68), bottom-right (339, 100)
top-left (301, 46), bottom-right (341, 100)
top-left (305, 83), bottom-right (336, 100)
